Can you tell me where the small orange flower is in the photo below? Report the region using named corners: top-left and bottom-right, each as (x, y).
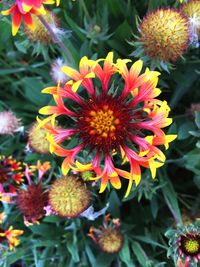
top-left (37, 160), bottom-right (51, 180)
top-left (0, 226), bottom-right (23, 250)
top-left (23, 161), bottom-right (51, 185)
top-left (0, 155), bottom-right (24, 184)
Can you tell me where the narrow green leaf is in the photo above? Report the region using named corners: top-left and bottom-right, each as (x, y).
top-left (159, 171), bottom-right (182, 224)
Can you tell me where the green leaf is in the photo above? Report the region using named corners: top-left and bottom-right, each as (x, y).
top-left (22, 77), bottom-right (50, 106)
top-left (177, 121), bottom-right (195, 140)
top-left (132, 235), bottom-right (167, 249)
top-left (4, 248), bottom-right (28, 266)
top-left (43, 216), bottom-right (64, 223)
top-left (159, 171), bottom-right (182, 224)
top-left (150, 196), bottom-right (159, 219)
top-left (66, 232), bottom-right (80, 263)
top-left (85, 246), bottom-right (96, 266)
top-left (183, 150), bottom-right (200, 175)
top-left (194, 112), bottom-right (200, 129)
top-left (93, 254), bottom-right (114, 267)
top-left (30, 224), bottom-right (64, 238)
top-left (119, 238), bottom-right (135, 267)
top-left (0, 19), bottom-right (11, 44)
top-left (131, 241), bottom-right (148, 267)
top-left (14, 40), bottom-right (27, 54)
top-left (170, 66), bottom-right (198, 109)
top-left (189, 130), bottom-right (200, 137)
top-left (108, 190), bottom-right (121, 217)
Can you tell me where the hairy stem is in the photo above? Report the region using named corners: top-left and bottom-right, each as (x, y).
top-left (38, 15), bottom-right (75, 64)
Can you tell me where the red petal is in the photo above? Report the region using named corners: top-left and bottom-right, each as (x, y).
top-left (12, 8), bottom-right (21, 36)
top-left (23, 13), bottom-right (35, 31)
top-left (1, 4), bottom-right (16, 16)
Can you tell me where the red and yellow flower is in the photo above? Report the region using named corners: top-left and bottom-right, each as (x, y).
top-left (38, 53), bottom-right (176, 197)
top-left (0, 226), bottom-right (23, 250)
top-left (1, 0), bottom-right (58, 36)
top-left (0, 155), bottom-right (24, 184)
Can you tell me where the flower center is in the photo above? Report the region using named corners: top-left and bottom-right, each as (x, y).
top-left (180, 234), bottom-right (200, 256)
top-left (76, 96), bottom-right (134, 153)
top-left (88, 105), bottom-right (120, 138)
top-left (184, 238), bottom-right (199, 254)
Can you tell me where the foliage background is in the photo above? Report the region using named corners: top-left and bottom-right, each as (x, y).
top-left (0, 0), bottom-right (200, 266)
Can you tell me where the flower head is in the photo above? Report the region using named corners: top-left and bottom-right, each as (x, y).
top-left (38, 52), bottom-right (176, 197)
top-left (166, 224), bottom-right (200, 267)
top-left (49, 176), bottom-right (90, 218)
top-left (0, 226), bottom-right (23, 250)
top-left (28, 122), bottom-right (50, 154)
top-left (17, 183), bottom-right (48, 224)
top-left (139, 8), bottom-right (189, 62)
top-left (181, 0), bottom-right (200, 47)
top-left (0, 111), bottom-right (21, 135)
top-left (24, 10), bottom-right (60, 43)
top-left (88, 214), bottom-right (123, 253)
top-left (1, 0), bottom-right (56, 36)
top-left (179, 234), bottom-right (200, 257)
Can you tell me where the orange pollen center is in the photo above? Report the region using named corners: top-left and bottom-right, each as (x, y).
top-left (87, 105), bottom-right (120, 138)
